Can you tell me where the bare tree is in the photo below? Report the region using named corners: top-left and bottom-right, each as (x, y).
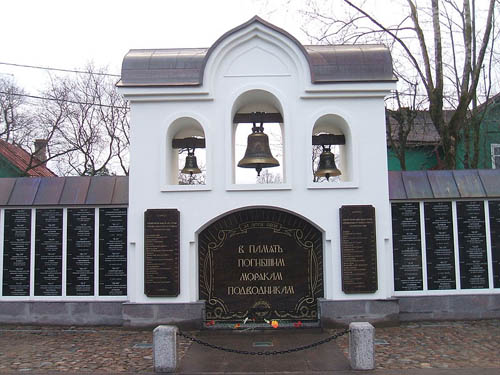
top-left (300, 0), bottom-right (499, 169)
top-left (257, 169), bottom-right (283, 184)
top-left (0, 77), bottom-right (34, 144)
top-left (386, 89), bottom-right (421, 170)
top-left (40, 65), bottom-right (130, 176)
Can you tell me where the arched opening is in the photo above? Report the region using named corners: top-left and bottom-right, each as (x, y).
top-left (198, 207), bottom-right (323, 325)
top-left (166, 117), bottom-right (206, 185)
top-left (231, 90), bottom-right (285, 185)
top-left (312, 114), bottom-right (351, 183)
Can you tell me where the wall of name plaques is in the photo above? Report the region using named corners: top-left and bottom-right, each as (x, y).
top-left (392, 200), bottom-right (500, 293)
top-left (0, 207), bottom-right (127, 298)
top-left (392, 202), bottom-right (423, 291)
top-left (2, 209), bottom-right (31, 296)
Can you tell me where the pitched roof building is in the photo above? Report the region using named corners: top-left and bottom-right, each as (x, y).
top-left (0, 139), bottom-right (56, 177)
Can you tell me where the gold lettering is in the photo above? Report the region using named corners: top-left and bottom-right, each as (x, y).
top-left (227, 285), bottom-right (295, 295)
top-left (239, 272), bottom-right (283, 281)
top-left (237, 258), bottom-right (286, 267)
top-left (245, 244), bottom-right (285, 254)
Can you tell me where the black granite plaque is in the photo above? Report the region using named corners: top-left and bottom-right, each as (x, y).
top-left (457, 201), bottom-right (488, 289)
top-left (2, 209), bottom-right (31, 296)
top-left (392, 202), bottom-right (423, 291)
top-left (489, 201), bottom-right (500, 288)
top-left (144, 209), bottom-right (180, 297)
top-left (99, 208), bottom-right (127, 296)
top-left (199, 208), bottom-right (323, 323)
top-left (425, 202), bottom-right (456, 290)
top-left (340, 205), bottom-right (378, 293)
top-left (35, 209), bottom-right (63, 296)
top-left (67, 208), bottom-right (95, 296)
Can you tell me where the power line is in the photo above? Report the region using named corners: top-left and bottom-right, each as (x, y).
top-left (0, 62), bottom-right (121, 77)
top-left (0, 91), bottom-right (129, 110)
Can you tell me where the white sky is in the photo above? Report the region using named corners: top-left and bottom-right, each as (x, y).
top-left (0, 0), bottom-right (307, 92)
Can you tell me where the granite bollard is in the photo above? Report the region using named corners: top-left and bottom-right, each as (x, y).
top-left (153, 325), bottom-right (178, 373)
top-left (349, 322), bottom-right (375, 370)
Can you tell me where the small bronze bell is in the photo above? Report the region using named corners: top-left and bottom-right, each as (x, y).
top-left (315, 146), bottom-right (341, 181)
top-left (238, 123), bottom-right (279, 176)
top-left (181, 148), bottom-right (201, 176)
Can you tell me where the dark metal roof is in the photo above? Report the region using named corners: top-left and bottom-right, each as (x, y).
top-left (0, 176), bottom-right (128, 207)
top-left (118, 16), bottom-right (395, 87)
top-left (2, 169), bottom-right (499, 205)
top-left (389, 169), bottom-right (500, 200)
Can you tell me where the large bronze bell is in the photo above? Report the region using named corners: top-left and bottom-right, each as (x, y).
top-left (181, 149), bottom-right (201, 176)
top-left (238, 123), bottom-right (279, 176)
top-left (315, 146), bottom-right (341, 181)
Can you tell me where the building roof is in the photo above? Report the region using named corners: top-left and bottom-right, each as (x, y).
top-left (1, 170), bottom-right (499, 206)
top-left (386, 110), bottom-right (452, 146)
top-left (118, 16), bottom-right (396, 87)
top-left (389, 169), bottom-right (500, 200)
top-left (0, 176), bottom-right (128, 206)
top-left (0, 139), bottom-right (56, 177)
top-left (386, 92), bottom-right (500, 148)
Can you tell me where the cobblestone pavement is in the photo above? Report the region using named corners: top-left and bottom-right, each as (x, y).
top-left (335, 320), bottom-right (500, 370)
top-left (0, 320), bottom-right (499, 373)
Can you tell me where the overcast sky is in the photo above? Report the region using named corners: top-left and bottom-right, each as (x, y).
top-left (0, 0), bottom-right (308, 92)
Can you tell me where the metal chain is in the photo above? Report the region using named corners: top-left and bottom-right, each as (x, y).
top-left (177, 328), bottom-right (350, 356)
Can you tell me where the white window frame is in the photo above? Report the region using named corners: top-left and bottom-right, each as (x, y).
top-left (491, 144), bottom-right (500, 169)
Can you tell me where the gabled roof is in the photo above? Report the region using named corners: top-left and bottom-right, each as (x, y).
top-left (118, 16), bottom-right (395, 87)
top-left (0, 139), bottom-right (56, 177)
top-left (386, 92), bottom-right (500, 147)
top-left (386, 110), bottom-right (454, 146)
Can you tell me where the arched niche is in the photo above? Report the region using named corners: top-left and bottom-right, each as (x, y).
top-left (231, 89), bottom-right (286, 185)
top-left (166, 117), bottom-right (207, 186)
top-left (197, 206), bottom-right (323, 323)
top-left (312, 114), bottom-right (352, 183)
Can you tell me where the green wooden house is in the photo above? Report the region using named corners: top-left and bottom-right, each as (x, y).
top-left (387, 93), bottom-right (500, 171)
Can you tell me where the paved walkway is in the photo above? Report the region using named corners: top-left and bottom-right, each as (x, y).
top-left (0, 320), bottom-right (499, 374)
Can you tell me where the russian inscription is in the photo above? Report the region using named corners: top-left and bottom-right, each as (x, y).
top-left (198, 208), bottom-right (323, 323)
top-left (489, 201), bottom-right (500, 288)
top-left (67, 208), bottom-right (95, 296)
top-left (2, 209), bottom-right (31, 296)
top-left (144, 209), bottom-right (180, 297)
top-left (457, 201), bottom-right (488, 289)
top-left (340, 205), bottom-right (378, 293)
top-left (424, 202), bottom-right (456, 290)
top-left (392, 202), bottom-right (423, 291)
top-left (99, 208), bottom-right (127, 296)
top-left (35, 209), bottom-right (63, 296)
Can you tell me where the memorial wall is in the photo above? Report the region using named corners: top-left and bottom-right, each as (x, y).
top-left (392, 200), bottom-right (500, 293)
top-left (1, 207), bottom-right (127, 298)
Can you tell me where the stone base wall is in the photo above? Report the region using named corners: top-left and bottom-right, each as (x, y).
top-left (398, 294), bottom-right (500, 321)
top-left (0, 301), bottom-right (205, 329)
top-left (1, 297), bottom-right (500, 327)
top-left (0, 302), bottom-right (123, 326)
top-left (319, 298), bottom-right (400, 327)
top-left (122, 302), bottom-right (205, 329)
